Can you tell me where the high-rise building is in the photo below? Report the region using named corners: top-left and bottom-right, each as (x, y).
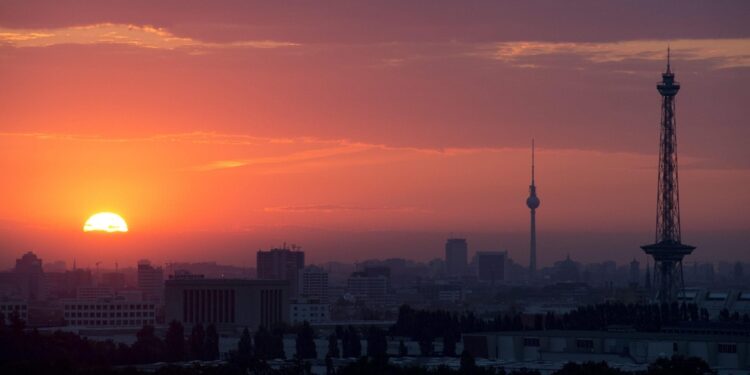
top-left (641, 50), bottom-right (695, 303)
top-left (298, 265), bottom-right (329, 303)
top-left (526, 140), bottom-right (540, 281)
top-left (257, 247), bottom-right (305, 297)
top-left (475, 251), bottom-right (506, 285)
top-left (14, 252), bottom-right (45, 301)
top-left (445, 238), bottom-right (468, 277)
top-left (137, 260), bottom-right (164, 302)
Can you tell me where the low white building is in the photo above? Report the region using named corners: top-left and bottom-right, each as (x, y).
top-left (290, 298), bottom-right (329, 324)
top-left (63, 296), bottom-right (157, 328)
top-left (464, 329), bottom-right (750, 373)
top-left (0, 299), bottom-right (28, 323)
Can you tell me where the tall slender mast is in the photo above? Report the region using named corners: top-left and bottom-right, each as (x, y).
top-left (526, 139), bottom-right (540, 281)
top-left (641, 49), bottom-right (695, 303)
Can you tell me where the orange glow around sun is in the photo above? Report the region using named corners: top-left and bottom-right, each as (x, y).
top-left (83, 212), bottom-right (129, 233)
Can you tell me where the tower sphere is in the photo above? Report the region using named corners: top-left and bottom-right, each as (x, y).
top-left (526, 195), bottom-right (540, 209)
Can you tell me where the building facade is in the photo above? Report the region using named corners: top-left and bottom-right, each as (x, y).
top-left (299, 265), bottom-right (329, 303)
top-left (475, 251), bottom-right (506, 285)
top-left (137, 260), bottom-right (164, 302)
top-left (257, 247), bottom-right (305, 297)
top-left (464, 329), bottom-right (750, 371)
top-left (165, 278), bottom-right (289, 332)
top-left (76, 286), bottom-right (115, 300)
top-left (347, 273), bottom-right (389, 307)
top-left (0, 299), bottom-right (28, 323)
top-left (62, 298), bottom-right (156, 328)
top-left (445, 238), bottom-right (468, 277)
top-left (14, 252), bottom-right (45, 301)
top-left (289, 298), bottom-right (330, 324)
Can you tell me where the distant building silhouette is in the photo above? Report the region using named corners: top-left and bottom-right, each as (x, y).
top-left (347, 266), bottom-right (391, 307)
top-left (14, 251), bottom-right (45, 301)
top-left (257, 246), bottom-right (305, 297)
top-left (444, 238), bottom-right (468, 277)
top-left (298, 265), bottom-right (329, 303)
top-left (553, 254), bottom-right (581, 283)
top-left (100, 272), bottom-right (126, 289)
top-left (137, 259), bottom-right (164, 302)
top-left (474, 251), bottom-right (506, 285)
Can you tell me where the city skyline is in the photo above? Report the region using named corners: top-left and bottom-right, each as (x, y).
top-left (2, 3), bottom-right (750, 374)
top-left (1, 1), bottom-right (749, 267)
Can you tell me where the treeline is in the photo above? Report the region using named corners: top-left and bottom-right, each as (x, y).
top-left (391, 302), bottom-right (750, 341)
top-left (0, 311), bottom-right (221, 366)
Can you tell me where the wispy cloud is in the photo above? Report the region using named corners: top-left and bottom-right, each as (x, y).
top-left (188, 142), bottom-right (374, 171)
top-left (0, 23), bottom-right (298, 50)
top-left (480, 39), bottom-right (750, 69)
top-left (263, 204), bottom-right (431, 214)
top-left (2, 130), bottom-right (741, 172)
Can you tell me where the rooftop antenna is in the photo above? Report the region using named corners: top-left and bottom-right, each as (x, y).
top-left (531, 138), bottom-right (535, 185)
top-left (666, 46), bottom-right (671, 74)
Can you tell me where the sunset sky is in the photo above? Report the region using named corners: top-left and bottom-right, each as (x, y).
top-left (1, 1), bottom-right (749, 269)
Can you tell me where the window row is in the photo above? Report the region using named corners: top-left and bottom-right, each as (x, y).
top-left (65, 304), bottom-right (155, 310)
top-left (67, 319), bottom-right (155, 326)
top-left (65, 311), bottom-right (155, 318)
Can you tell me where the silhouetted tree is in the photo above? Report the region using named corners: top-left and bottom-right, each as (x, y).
top-left (189, 323), bottom-right (206, 360)
top-left (205, 324), bottom-right (220, 360)
top-left (442, 331), bottom-right (457, 357)
top-left (327, 333), bottom-right (340, 358)
top-left (237, 327), bottom-right (253, 361)
top-left (418, 336), bottom-right (433, 357)
top-left (366, 326), bottom-right (388, 359)
top-left (164, 320), bottom-right (186, 362)
top-left (552, 361), bottom-right (626, 375)
top-left (647, 355), bottom-right (716, 375)
top-left (342, 326), bottom-right (361, 358)
top-left (271, 326), bottom-right (286, 359)
top-left (131, 325), bottom-right (164, 364)
top-left (398, 339), bottom-right (408, 357)
top-left (254, 325), bottom-right (273, 360)
top-left (325, 354), bottom-right (335, 375)
top-left (295, 321), bottom-right (317, 359)
top-left (460, 349), bottom-right (477, 373)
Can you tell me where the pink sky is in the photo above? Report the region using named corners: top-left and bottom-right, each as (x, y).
top-left (1, 1), bottom-right (749, 269)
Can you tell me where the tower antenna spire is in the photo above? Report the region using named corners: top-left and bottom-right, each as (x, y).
top-left (667, 46), bottom-right (671, 73)
top-left (531, 138), bottom-right (535, 185)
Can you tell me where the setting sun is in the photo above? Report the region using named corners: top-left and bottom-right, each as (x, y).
top-left (83, 212), bottom-right (128, 233)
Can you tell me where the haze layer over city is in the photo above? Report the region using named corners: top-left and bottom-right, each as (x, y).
top-left (1, 1), bottom-right (749, 375)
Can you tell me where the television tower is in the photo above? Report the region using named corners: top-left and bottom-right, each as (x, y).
top-left (526, 139), bottom-right (540, 280)
top-left (641, 49), bottom-right (695, 303)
